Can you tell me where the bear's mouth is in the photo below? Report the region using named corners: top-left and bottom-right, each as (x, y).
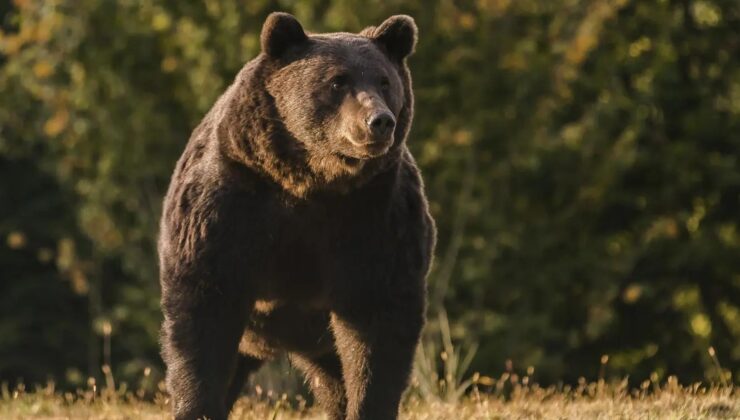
top-left (336, 154), bottom-right (362, 166)
top-left (342, 136), bottom-right (392, 159)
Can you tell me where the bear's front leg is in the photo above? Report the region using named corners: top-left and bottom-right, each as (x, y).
top-left (330, 282), bottom-right (425, 420)
top-left (161, 286), bottom-right (248, 420)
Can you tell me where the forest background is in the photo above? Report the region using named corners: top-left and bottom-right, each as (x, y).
top-left (0, 0), bottom-right (738, 395)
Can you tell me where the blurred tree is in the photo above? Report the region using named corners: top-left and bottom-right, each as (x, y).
top-left (0, 156), bottom-right (88, 386)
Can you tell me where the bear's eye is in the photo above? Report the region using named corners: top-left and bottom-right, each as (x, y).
top-left (380, 76), bottom-right (391, 90)
top-left (330, 75), bottom-right (349, 91)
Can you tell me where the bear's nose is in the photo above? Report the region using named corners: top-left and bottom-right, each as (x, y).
top-left (367, 112), bottom-right (396, 138)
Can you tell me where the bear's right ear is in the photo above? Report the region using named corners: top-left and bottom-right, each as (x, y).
top-left (261, 12), bottom-right (308, 58)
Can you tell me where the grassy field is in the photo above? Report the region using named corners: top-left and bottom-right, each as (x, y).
top-left (0, 379), bottom-right (737, 420)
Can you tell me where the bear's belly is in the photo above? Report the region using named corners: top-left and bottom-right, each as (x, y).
top-left (239, 302), bottom-right (334, 359)
top-left (251, 267), bottom-right (330, 308)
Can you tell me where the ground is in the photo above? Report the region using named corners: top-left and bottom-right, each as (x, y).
top-left (0, 380), bottom-right (736, 419)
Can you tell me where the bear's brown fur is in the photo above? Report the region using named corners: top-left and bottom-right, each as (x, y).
top-left (158, 12), bottom-right (435, 420)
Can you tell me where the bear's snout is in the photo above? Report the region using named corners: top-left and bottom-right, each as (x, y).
top-left (342, 90), bottom-right (397, 157)
top-left (367, 111), bottom-right (396, 140)
top-left (343, 108), bottom-right (396, 158)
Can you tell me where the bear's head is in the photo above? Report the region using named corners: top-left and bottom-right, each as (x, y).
top-left (221, 13), bottom-right (418, 197)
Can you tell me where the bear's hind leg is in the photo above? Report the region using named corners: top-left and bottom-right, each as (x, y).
top-left (224, 354), bottom-right (264, 412)
top-left (290, 352), bottom-right (347, 420)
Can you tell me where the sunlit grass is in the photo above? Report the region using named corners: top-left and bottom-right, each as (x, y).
top-left (3, 330), bottom-right (735, 419)
top-left (0, 377), bottom-right (736, 419)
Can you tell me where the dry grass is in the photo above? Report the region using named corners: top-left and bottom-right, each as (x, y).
top-left (402, 381), bottom-right (738, 420)
top-left (0, 378), bottom-right (736, 420)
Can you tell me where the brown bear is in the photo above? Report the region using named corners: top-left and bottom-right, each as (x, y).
top-left (158, 12), bottom-right (435, 420)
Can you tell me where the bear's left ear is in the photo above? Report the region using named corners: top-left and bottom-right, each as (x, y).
top-left (371, 15), bottom-right (418, 62)
top-left (261, 12), bottom-right (308, 57)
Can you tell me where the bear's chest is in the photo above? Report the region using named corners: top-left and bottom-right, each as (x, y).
top-left (245, 196), bottom-right (366, 305)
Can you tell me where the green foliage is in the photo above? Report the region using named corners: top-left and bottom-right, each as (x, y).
top-left (0, 0), bottom-right (738, 390)
top-left (414, 310), bottom-right (479, 403)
